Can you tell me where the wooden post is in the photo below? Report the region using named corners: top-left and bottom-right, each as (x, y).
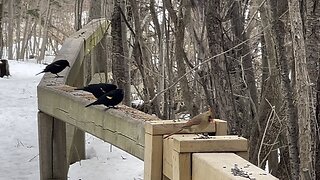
top-left (38, 112), bottom-right (68, 180)
top-left (215, 119), bottom-right (228, 135)
top-left (66, 125), bottom-right (86, 165)
top-left (144, 133), bottom-right (163, 180)
top-left (172, 151), bottom-right (191, 180)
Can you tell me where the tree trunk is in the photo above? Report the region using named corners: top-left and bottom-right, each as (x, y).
top-left (0, 1), bottom-right (3, 59)
top-left (37, 0), bottom-right (51, 63)
top-left (150, 0), bottom-right (165, 116)
top-left (15, 1), bottom-right (21, 60)
top-left (120, 0), bottom-right (130, 106)
top-left (175, 5), bottom-right (199, 117)
top-left (230, 0), bottom-right (257, 138)
top-left (288, 0), bottom-right (313, 178)
top-left (268, 0), bottom-right (292, 177)
top-left (316, 68), bottom-right (320, 179)
top-left (205, 0), bottom-right (238, 134)
top-left (305, 1), bottom-right (320, 178)
top-left (111, 1), bottom-right (130, 105)
top-left (74, 0), bottom-right (84, 31)
top-left (129, 0), bottom-right (159, 114)
top-left (89, 0), bottom-right (101, 21)
top-left (7, 0), bottom-right (13, 59)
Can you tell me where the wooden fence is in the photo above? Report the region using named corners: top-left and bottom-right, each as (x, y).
top-left (37, 18), bottom-right (278, 180)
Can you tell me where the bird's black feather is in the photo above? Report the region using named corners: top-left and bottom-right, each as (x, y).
top-left (36, 59), bottom-right (70, 77)
top-left (85, 89), bottom-right (124, 108)
top-left (75, 83), bottom-right (117, 98)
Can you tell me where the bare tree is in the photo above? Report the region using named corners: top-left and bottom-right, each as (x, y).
top-left (111, 1), bottom-right (130, 105)
top-left (7, 0), bottom-right (13, 59)
top-left (305, 0), bottom-right (320, 178)
top-left (288, 0), bottom-right (313, 178)
top-left (37, 0), bottom-right (51, 63)
top-left (74, 0), bottom-right (84, 31)
top-left (205, 0), bottom-right (238, 134)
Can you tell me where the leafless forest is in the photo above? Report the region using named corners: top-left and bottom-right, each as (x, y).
top-left (1, 0), bottom-right (319, 179)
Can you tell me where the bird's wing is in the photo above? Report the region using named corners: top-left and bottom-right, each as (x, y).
top-left (183, 117), bottom-right (202, 127)
top-left (100, 87), bottom-right (106, 93)
top-left (53, 63), bottom-right (62, 67)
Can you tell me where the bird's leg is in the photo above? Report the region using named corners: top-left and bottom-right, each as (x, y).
top-left (109, 106), bottom-right (118, 109)
top-left (104, 107), bottom-right (111, 111)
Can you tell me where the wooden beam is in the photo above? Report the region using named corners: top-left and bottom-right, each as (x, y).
top-left (192, 153), bottom-right (278, 180)
top-left (38, 85), bottom-right (160, 160)
top-left (172, 135), bottom-right (247, 153)
top-left (144, 134), bottom-right (163, 180)
top-left (145, 119), bottom-right (217, 135)
top-left (38, 112), bottom-right (68, 180)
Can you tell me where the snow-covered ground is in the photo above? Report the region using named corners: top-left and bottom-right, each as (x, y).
top-left (0, 60), bottom-right (143, 180)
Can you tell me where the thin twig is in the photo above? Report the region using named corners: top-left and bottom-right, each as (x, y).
top-left (257, 98), bottom-right (275, 167)
top-left (28, 154), bottom-right (39, 162)
top-left (259, 98), bottom-right (284, 166)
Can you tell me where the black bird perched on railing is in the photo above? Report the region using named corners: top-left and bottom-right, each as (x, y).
top-left (75, 83), bottom-right (117, 98)
top-left (36, 59), bottom-right (70, 77)
top-left (85, 89), bottom-right (124, 108)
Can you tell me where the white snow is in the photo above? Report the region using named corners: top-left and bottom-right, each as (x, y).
top-left (0, 60), bottom-right (143, 180)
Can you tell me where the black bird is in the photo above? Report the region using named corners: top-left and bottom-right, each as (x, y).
top-left (36, 59), bottom-right (70, 77)
top-left (85, 89), bottom-right (124, 108)
top-left (75, 83), bottom-right (117, 98)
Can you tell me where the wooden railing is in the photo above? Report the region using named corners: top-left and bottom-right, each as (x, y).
top-left (37, 19), bottom-right (278, 180)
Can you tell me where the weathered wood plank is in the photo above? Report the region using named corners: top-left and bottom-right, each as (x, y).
top-left (52, 118), bottom-right (68, 178)
top-left (236, 151), bottom-right (249, 161)
top-left (144, 134), bottom-right (163, 180)
top-left (172, 151), bottom-right (191, 180)
top-left (38, 112), bottom-right (53, 180)
top-left (215, 119), bottom-right (228, 135)
top-left (163, 137), bottom-right (174, 179)
top-left (66, 125), bottom-right (85, 165)
top-left (38, 85), bottom-right (160, 160)
top-left (172, 135), bottom-right (247, 153)
top-left (145, 119), bottom-right (217, 135)
top-left (192, 153), bottom-right (278, 180)
top-left (38, 112), bottom-right (68, 180)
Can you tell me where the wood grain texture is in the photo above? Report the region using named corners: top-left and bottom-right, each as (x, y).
top-left (192, 153), bottom-right (278, 180)
top-left (145, 119), bottom-right (218, 135)
top-left (144, 134), bottom-right (163, 180)
top-left (38, 85), bottom-right (160, 160)
top-left (38, 112), bottom-right (68, 180)
top-left (172, 135), bottom-right (247, 153)
top-left (173, 151), bottom-right (191, 180)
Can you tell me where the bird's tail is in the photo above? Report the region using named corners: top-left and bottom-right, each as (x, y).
top-left (35, 71), bottom-right (44, 76)
top-left (74, 88), bottom-right (84, 90)
top-left (85, 101), bottom-right (96, 108)
top-left (163, 128), bottom-right (184, 139)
